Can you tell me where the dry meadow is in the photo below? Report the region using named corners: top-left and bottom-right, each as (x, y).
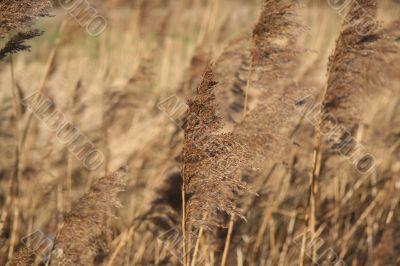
top-left (0, 0), bottom-right (400, 265)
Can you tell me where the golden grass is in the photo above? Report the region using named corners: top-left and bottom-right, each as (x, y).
top-left (1, 0), bottom-right (400, 265)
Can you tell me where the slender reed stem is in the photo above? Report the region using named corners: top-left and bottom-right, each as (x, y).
top-left (181, 168), bottom-right (187, 266)
top-left (221, 214), bottom-right (235, 266)
top-left (187, 221), bottom-right (193, 266)
top-left (7, 207), bottom-right (19, 262)
top-left (7, 55), bottom-right (21, 262)
top-left (308, 145), bottom-right (319, 262)
top-left (252, 208), bottom-right (271, 262)
top-left (307, 82), bottom-right (328, 262)
top-left (190, 226), bottom-right (204, 266)
top-left (106, 228), bottom-right (133, 266)
top-left (66, 153), bottom-right (72, 212)
top-left (299, 230), bottom-right (306, 266)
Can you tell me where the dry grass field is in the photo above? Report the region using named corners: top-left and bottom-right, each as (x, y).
top-left (0, 0), bottom-right (400, 265)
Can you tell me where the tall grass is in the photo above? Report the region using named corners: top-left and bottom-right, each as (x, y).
top-left (1, 0), bottom-right (400, 265)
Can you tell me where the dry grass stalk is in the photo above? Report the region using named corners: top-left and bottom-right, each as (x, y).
top-left (307, 0), bottom-right (386, 262)
top-left (5, 20), bottom-right (67, 261)
top-left (49, 169), bottom-right (126, 265)
top-left (0, 2), bottom-right (52, 255)
top-left (220, 213), bottom-right (234, 266)
top-left (218, 1), bottom-right (304, 262)
top-left (182, 0), bottom-right (306, 248)
top-left (7, 55), bottom-right (23, 263)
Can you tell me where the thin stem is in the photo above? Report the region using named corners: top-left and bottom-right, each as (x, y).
top-left (243, 13), bottom-right (259, 118)
top-left (307, 81), bottom-right (328, 262)
top-left (106, 228), bottom-right (133, 266)
top-left (251, 208), bottom-right (271, 262)
top-left (221, 214), bottom-right (235, 266)
top-left (99, 31), bottom-right (110, 174)
top-left (308, 145), bottom-right (319, 262)
top-left (190, 226), bottom-right (204, 266)
top-left (66, 153), bottom-right (72, 212)
top-left (7, 55), bottom-right (21, 262)
top-left (187, 221), bottom-right (193, 266)
top-left (7, 207), bottom-right (19, 262)
top-left (299, 230), bottom-right (306, 266)
top-left (181, 168), bottom-right (187, 266)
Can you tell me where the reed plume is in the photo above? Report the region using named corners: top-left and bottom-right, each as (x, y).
top-left (213, 35), bottom-right (251, 125)
top-left (184, 1), bottom-right (302, 131)
top-left (0, 30), bottom-right (42, 61)
top-left (0, 0), bottom-right (51, 37)
top-left (376, 19), bottom-right (400, 81)
top-left (0, 0), bottom-right (52, 59)
top-left (245, 0), bottom-right (301, 102)
top-left (49, 169), bottom-right (126, 265)
top-left (183, 0), bottom-right (306, 230)
top-left (251, 0), bottom-right (300, 67)
top-left (177, 36), bottom-right (250, 129)
top-left (306, 0), bottom-right (389, 261)
top-left (235, 0), bottom-right (306, 158)
top-left (9, 246), bottom-right (34, 266)
top-left (323, 0), bottom-right (384, 132)
top-left (183, 66), bottom-right (250, 229)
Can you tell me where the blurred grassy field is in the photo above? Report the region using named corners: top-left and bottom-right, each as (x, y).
top-left (1, 0), bottom-right (400, 265)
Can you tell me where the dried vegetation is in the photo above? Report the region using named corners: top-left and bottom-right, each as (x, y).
top-left (1, 0), bottom-right (400, 265)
